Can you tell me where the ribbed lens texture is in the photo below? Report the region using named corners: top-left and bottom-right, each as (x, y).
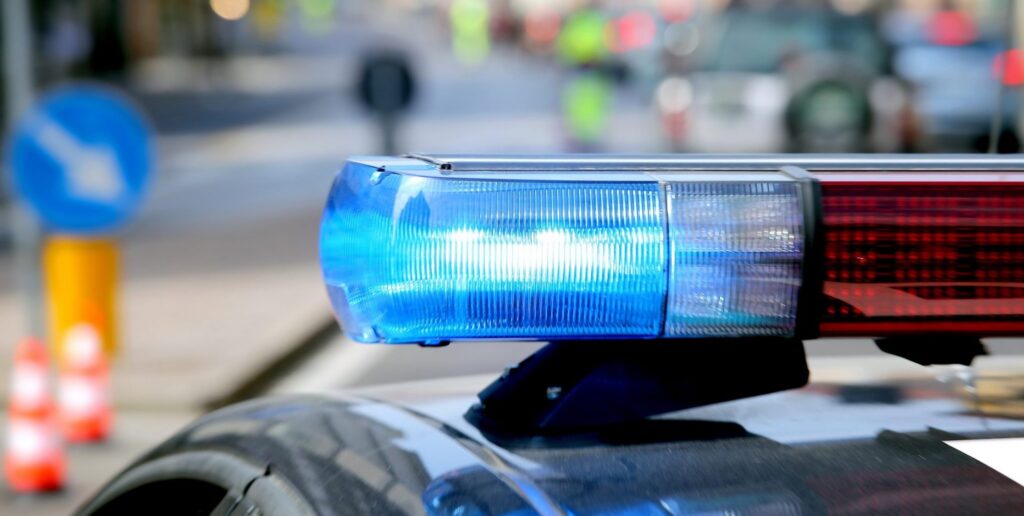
top-left (665, 183), bottom-right (804, 337)
top-left (820, 183), bottom-right (1024, 335)
top-left (321, 163), bottom-right (666, 343)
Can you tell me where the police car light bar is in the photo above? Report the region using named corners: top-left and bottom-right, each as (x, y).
top-left (320, 155), bottom-right (1024, 344)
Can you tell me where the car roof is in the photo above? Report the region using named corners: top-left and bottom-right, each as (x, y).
top-left (97, 366), bottom-right (1024, 514)
top-left (342, 371), bottom-right (1024, 513)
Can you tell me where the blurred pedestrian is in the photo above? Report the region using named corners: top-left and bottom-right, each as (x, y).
top-left (557, 5), bottom-right (612, 151)
top-left (450, 0), bottom-right (491, 65)
top-left (562, 72), bottom-right (612, 150)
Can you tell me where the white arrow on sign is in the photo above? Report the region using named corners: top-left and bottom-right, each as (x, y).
top-left (31, 116), bottom-right (127, 204)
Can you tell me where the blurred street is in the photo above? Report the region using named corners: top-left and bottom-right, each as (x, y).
top-left (2, 0), bottom-right (1024, 513)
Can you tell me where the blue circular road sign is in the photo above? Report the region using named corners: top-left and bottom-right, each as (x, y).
top-left (8, 86), bottom-right (154, 234)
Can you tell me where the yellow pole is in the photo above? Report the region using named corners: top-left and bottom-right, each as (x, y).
top-left (42, 236), bottom-right (120, 359)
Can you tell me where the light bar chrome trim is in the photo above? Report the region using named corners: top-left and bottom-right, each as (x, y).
top-left (386, 154), bottom-right (1024, 172)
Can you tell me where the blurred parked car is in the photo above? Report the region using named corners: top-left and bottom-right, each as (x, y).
top-left (663, 7), bottom-right (911, 153)
top-left (894, 40), bottom-right (1019, 153)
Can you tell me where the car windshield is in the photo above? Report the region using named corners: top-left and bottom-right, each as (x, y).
top-left (699, 10), bottom-right (887, 73)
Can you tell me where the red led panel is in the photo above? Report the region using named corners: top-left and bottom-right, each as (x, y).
top-left (819, 182), bottom-right (1024, 336)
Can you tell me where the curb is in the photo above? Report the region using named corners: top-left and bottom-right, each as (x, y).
top-left (202, 313), bottom-right (340, 411)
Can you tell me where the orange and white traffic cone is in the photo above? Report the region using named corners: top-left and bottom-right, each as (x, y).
top-left (5, 337), bottom-right (65, 492)
top-left (58, 324), bottom-right (112, 443)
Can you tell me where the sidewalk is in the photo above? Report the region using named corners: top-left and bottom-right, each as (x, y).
top-left (0, 165), bottom-right (336, 410)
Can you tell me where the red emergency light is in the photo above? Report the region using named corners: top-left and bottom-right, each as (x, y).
top-left (817, 173), bottom-right (1024, 336)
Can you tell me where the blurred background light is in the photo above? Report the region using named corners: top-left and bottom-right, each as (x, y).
top-left (744, 77), bottom-right (788, 113)
top-left (832, 0), bottom-right (874, 16)
top-left (659, 0), bottom-right (694, 23)
top-left (210, 0), bottom-right (251, 21)
top-left (662, 22), bottom-right (700, 57)
top-left (928, 9), bottom-right (976, 46)
top-left (655, 77), bottom-right (693, 113)
top-left (994, 49), bottom-right (1024, 87)
top-left (611, 10), bottom-right (657, 54)
top-left (524, 9), bottom-right (562, 50)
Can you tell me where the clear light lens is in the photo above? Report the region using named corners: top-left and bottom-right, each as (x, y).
top-left (320, 162), bottom-right (807, 343)
top-left (665, 183), bottom-right (805, 337)
top-left (321, 163), bottom-right (666, 343)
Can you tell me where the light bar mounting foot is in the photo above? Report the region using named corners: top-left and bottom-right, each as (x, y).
top-left (874, 337), bottom-right (988, 366)
top-left (466, 339), bottom-right (809, 434)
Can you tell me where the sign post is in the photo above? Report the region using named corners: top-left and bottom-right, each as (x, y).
top-left (3, 0), bottom-right (44, 339)
top-left (355, 50), bottom-right (417, 155)
top-left (8, 86), bottom-right (154, 359)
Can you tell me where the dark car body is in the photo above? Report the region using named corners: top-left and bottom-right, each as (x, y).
top-left (78, 372), bottom-right (1024, 515)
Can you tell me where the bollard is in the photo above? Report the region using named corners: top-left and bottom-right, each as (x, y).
top-left (43, 236), bottom-right (119, 359)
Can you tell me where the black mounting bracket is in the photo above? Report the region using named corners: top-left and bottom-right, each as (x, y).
top-left (466, 339), bottom-right (809, 433)
top-left (874, 336), bottom-right (988, 366)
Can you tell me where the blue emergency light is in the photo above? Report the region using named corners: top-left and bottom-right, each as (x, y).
top-left (320, 156), bottom-right (811, 344)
